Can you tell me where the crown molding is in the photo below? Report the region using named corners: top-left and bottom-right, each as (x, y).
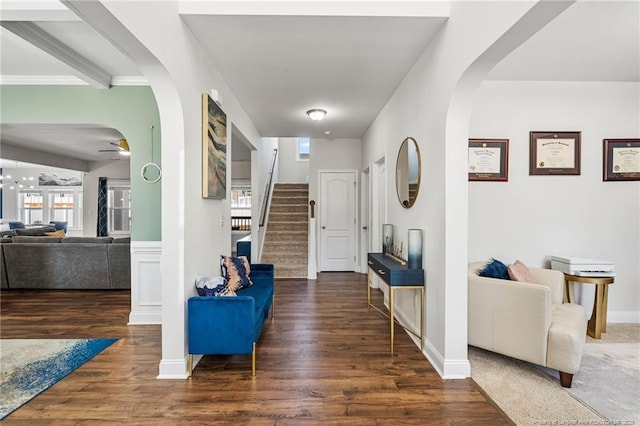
top-left (0, 75), bottom-right (149, 87)
top-left (110, 76), bottom-right (150, 86)
top-left (0, 75), bottom-right (87, 85)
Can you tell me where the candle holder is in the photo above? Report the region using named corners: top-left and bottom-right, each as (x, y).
top-left (382, 224), bottom-right (393, 254)
top-left (407, 229), bottom-right (422, 269)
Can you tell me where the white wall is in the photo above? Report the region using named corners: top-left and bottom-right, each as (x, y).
top-left (252, 137), bottom-right (279, 262)
top-left (309, 138), bottom-right (362, 205)
top-left (277, 137), bottom-right (309, 183)
top-left (83, 160), bottom-right (131, 236)
top-left (231, 160), bottom-right (251, 182)
top-left (469, 80), bottom-right (640, 322)
top-left (361, 1), bottom-right (574, 378)
top-left (68, 0), bottom-right (263, 378)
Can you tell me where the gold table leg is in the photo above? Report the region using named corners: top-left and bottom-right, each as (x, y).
top-left (588, 283), bottom-right (607, 339)
top-left (390, 287), bottom-right (395, 354)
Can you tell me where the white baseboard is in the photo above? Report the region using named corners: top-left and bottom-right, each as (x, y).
top-left (128, 311), bottom-right (162, 325)
top-left (157, 357), bottom-right (190, 379)
top-left (130, 241), bottom-right (162, 325)
top-left (608, 311), bottom-right (640, 324)
top-left (422, 338), bottom-right (445, 377)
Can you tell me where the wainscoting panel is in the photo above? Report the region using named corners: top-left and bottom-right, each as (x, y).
top-left (129, 241), bottom-right (162, 325)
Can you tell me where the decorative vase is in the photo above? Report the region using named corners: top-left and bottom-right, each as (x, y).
top-left (407, 229), bottom-right (422, 269)
top-left (382, 224), bottom-right (393, 254)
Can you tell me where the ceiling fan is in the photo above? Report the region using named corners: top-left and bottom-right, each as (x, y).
top-left (99, 139), bottom-right (130, 156)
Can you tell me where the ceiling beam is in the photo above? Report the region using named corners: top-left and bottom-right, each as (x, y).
top-left (0, 21), bottom-right (112, 89)
top-left (0, 143), bottom-right (89, 172)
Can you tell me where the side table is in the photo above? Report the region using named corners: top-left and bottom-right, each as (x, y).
top-left (563, 274), bottom-right (614, 339)
top-left (367, 253), bottom-right (424, 353)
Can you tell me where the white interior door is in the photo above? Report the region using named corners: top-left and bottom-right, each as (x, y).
top-left (319, 171), bottom-right (356, 271)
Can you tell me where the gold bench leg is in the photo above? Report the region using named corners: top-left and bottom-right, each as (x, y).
top-left (187, 354), bottom-right (193, 377)
top-left (252, 342), bottom-right (256, 376)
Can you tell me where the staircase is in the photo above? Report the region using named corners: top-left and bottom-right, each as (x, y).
top-left (261, 183), bottom-right (308, 278)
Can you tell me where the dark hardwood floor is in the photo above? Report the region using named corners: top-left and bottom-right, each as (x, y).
top-left (1, 272), bottom-right (510, 425)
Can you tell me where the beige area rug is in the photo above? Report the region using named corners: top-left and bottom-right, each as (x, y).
top-left (469, 324), bottom-right (640, 426)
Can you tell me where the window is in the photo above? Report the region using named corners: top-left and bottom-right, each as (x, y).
top-left (231, 187), bottom-right (251, 230)
top-left (19, 191), bottom-right (44, 224)
top-left (49, 191), bottom-right (75, 228)
top-left (297, 137), bottom-right (310, 161)
top-left (107, 182), bottom-right (131, 234)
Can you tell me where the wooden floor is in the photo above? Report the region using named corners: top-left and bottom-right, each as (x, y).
top-left (1, 272), bottom-right (510, 425)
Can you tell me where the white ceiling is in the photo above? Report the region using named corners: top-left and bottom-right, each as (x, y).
top-left (182, 14), bottom-right (447, 138)
top-left (0, 0), bottom-right (638, 167)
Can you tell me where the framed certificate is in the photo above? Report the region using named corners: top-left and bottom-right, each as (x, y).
top-left (529, 131), bottom-right (581, 175)
top-left (468, 139), bottom-right (509, 181)
top-left (603, 139), bottom-right (640, 181)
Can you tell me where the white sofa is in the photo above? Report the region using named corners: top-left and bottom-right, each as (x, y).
top-left (468, 261), bottom-right (587, 387)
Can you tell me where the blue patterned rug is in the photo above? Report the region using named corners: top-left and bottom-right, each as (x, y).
top-left (0, 338), bottom-right (117, 419)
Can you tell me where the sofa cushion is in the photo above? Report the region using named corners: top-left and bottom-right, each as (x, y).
top-left (12, 236), bottom-right (62, 243)
top-left (195, 275), bottom-right (235, 296)
top-left (221, 255), bottom-right (253, 291)
top-left (62, 237), bottom-right (113, 244)
top-left (15, 226), bottom-right (56, 236)
top-left (478, 258), bottom-right (510, 280)
top-left (44, 230), bottom-right (66, 238)
top-left (508, 260), bottom-right (536, 283)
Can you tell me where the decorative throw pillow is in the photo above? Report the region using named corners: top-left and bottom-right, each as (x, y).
top-left (220, 255), bottom-right (253, 291)
top-left (45, 230), bottom-right (66, 238)
top-left (478, 258), bottom-right (510, 280)
top-left (195, 275), bottom-right (236, 297)
top-left (508, 260), bottom-right (536, 283)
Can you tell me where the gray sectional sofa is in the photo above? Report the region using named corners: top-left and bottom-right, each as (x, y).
top-left (0, 226), bottom-right (130, 290)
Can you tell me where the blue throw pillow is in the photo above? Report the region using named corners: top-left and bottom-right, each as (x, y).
top-left (478, 258), bottom-right (510, 280)
top-left (220, 255), bottom-right (253, 291)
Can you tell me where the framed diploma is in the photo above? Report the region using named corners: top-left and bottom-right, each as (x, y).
top-left (603, 139), bottom-right (640, 181)
top-left (529, 131), bottom-right (581, 175)
top-left (468, 139), bottom-right (509, 181)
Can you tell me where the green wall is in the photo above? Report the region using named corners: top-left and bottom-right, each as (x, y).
top-left (0, 85), bottom-right (161, 241)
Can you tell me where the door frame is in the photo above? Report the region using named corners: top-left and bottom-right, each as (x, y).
top-left (359, 167), bottom-right (370, 273)
top-left (317, 169), bottom-right (358, 272)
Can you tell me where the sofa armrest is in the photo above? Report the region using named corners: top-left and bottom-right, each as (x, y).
top-left (468, 271), bottom-right (552, 366)
top-left (529, 267), bottom-right (564, 305)
top-left (188, 296), bottom-right (256, 355)
top-left (251, 263), bottom-right (274, 284)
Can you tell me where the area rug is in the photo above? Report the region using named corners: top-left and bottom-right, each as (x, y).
top-left (566, 342), bottom-right (639, 423)
top-left (469, 324), bottom-right (640, 426)
top-left (0, 338), bottom-right (117, 419)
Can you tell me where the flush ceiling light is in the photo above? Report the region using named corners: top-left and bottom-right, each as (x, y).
top-left (306, 109), bottom-right (327, 121)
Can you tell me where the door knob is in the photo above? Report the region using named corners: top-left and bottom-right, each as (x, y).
top-left (322, 226), bottom-right (326, 229)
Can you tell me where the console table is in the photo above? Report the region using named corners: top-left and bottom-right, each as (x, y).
top-left (563, 274), bottom-right (614, 339)
top-left (367, 253), bottom-right (424, 353)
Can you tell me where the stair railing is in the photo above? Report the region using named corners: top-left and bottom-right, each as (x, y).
top-left (259, 148), bottom-right (278, 227)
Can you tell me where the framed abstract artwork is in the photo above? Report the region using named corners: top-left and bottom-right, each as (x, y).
top-left (603, 138), bottom-right (640, 181)
top-left (529, 131), bottom-right (581, 175)
top-left (468, 139), bottom-right (509, 181)
top-left (202, 93), bottom-right (227, 199)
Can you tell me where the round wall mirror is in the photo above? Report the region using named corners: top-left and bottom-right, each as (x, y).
top-left (395, 137), bottom-right (421, 208)
top-left (141, 162), bottom-right (162, 183)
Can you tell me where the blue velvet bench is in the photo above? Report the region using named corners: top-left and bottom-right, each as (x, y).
top-left (187, 263), bottom-right (274, 376)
